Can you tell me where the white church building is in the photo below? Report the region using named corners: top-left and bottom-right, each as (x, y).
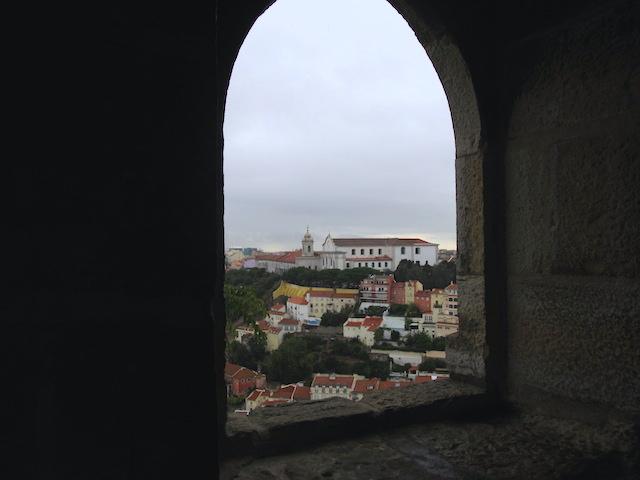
top-left (255, 229), bottom-right (439, 273)
top-left (322, 235), bottom-right (438, 270)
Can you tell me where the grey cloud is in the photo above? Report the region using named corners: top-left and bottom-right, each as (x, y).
top-left (224, 0), bottom-right (456, 251)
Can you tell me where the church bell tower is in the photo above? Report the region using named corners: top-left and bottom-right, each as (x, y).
top-left (301, 227), bottom-right (314, 257)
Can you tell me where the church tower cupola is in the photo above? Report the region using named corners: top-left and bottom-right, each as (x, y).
top-left (301, 226), bottom-right (314, 257)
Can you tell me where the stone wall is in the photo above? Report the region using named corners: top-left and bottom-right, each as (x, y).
top-left (501, 0), bottom-right (640, 414)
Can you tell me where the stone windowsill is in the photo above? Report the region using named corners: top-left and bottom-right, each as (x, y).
top-left (225, 380), bottom-right (487, 458)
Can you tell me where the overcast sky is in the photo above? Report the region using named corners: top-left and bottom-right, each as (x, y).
top-left (224, 0), bottom-right (456, 252)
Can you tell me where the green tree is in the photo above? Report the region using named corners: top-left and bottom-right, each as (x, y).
top-left (406, 303), bottom-right (421, 317)
top-left (393, 259), bottom-right (456, 290)
top-left (225, 268), bottom-right (282, 302)
top-left (320, 305), bottom-right (352, 327)
top-left (374, 328), bottom-right (384, 343)
top-left (365, 305), bottom-right (387, 316)
top-left (264, 336), bottom-right (314, 384)
top-left (388, 304), bottom-right (408, 316)
top-left (224, 284), bottom-right (267, 334)
top-left (405, 332), bottom-right (432, 352)
top-left (227, 341), bottom-right (256, 369)
top-left (418, 358), bottom-right (447, 372)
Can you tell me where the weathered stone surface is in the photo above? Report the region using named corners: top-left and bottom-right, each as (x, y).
top-left (226, 381), bottom-right (485, 457)
top-left (222, 412), bottom-right (638, 479)
top-left (501, 0), bottom-right (640, 414)
top-left (455, 153), bottom-right (485, 277)
top-left (508, 274), bottom-right (640, 414)
top-left (447, 274), bottom-right (486, 381)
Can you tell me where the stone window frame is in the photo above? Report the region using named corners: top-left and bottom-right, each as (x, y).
top-left (216, 0), bottom-right (505, 458)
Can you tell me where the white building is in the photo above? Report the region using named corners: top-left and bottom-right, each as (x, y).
top-left (323, 235), bottom-right (438, 270)
top-left (443, 282), bottom-right (458, 317)
top-left (310, 373), bottom-right (363, 400)
top-left (342, 316), bottom-right (383, 347)
top-left (286, 296), bottom-right (310, 322)
top-left (255, 229), bottom-right (346, 272)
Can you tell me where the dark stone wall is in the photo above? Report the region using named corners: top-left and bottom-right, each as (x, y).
top-left (501, 0), bottom-right (640, 414)
top-left (8, 1), bottom-right (222, 478)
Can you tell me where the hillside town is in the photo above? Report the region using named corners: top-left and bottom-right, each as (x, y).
top-left (224, 230), bottom-right (458, 416)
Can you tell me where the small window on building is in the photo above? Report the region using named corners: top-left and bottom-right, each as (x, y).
top-left (378, 262), bottom-right (381, 267)
top-left (384, 262), bottom-right (388, 267)
top-left (415, 247), bottom-right (420, 254)
top-left (346, 262), bottom-right (350, 268)
top-left (360, 248), bottom-right (364, 255)
top-left (401, 247), bottom-right (406, 254)
top-left (358, 262), bottom-right (361, 267)
top-left (369, 248), bottom-right (373, 254)
top-left (378, 248), bottom-right (382, 254)
top-left (351, 249), bottom-right (356, 255)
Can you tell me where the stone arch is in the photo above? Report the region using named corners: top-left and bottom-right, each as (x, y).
top-left (217, 0), bottom-right (488, 385)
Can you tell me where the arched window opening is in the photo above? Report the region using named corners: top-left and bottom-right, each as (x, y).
top-left (220, 0), bottom-right (485, 429)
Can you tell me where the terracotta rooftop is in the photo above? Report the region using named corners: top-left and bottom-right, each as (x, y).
top-left (379, 379), bottom-right (412, 390)
top-left (333, 238), bottom-right (437, 247)
top-left (308, 290), bottom-right (358, 299)
top-left (353, 378), bottom-right (381, 393)
top-left (224, 363), bottom-right (262, 381)
top-left (288, 296), bottom-right (308, 305)
top-left (343, 316), bottom-right (383, 331)
top-left (255, 250), bottom-right (302, 263)
top-left (311, 374), bottom-right (356, 388)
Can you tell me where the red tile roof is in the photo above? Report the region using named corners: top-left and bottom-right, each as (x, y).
top-left (288, 296), bottom-right (308, 305)
top-left (413, 375), bottom-right (434, 384)
top-left (379, 379), bottom-right (412, 390)
top-left (311, 374), bottom-right (356, 388)
top-left (353, 378), bottom-right (381, 393)
top-left (255, 250), bottom-right (302, 263)
top-left (363, 316), bottom-right (383, 331)
top-left (225, 363), bottom-right (243, 377)
top-left (257, 319), bottom-right (282, 335)
top-left (271, 303), bottom-right (286, 311)
top-left (278, 317), bottom-right (299, 326)
top-left (344, 320), bottom-right (361, 328)
top-left (343, 316), bottom-right (383, 331)
top-left (292, 385), bottom-right (311, 400)
top-left (307, 290), bottom-right (358, 299)
top-left (225, 363), bottom-right (262, 381)
top-left (333, 238), bottom-right (437, 247)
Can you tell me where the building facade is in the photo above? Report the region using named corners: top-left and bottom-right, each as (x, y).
top-left (323, 235), bottom-right (439, 269)
top-left (342, 316), bottom-right (383, 346)
top-left (359, 275), bottom-right (395, 304)
top-left (306, 290), bottom-right (358, 318)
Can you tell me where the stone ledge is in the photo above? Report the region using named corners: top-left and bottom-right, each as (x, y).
top-left (224, 381), bottom-right (487, 458)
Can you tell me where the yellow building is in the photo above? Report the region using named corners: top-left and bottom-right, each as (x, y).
top-left (307, 289), bottom-right (358, 318)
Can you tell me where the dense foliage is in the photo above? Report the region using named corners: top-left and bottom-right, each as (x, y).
top-left (225, 268), bottom-right (282, 302)
top-left (263, 335), bottom-right (390, 383)
top-left (404, 332), bottom-right (446, 351)
top-left (393, 259), bottom-right (456, 289)
top-left (418, 357), bottom-right (447, 372)
top-left (320, 305), bottom-right (353, 327)
top-left (282, 267), bottom-right (380, 289)
top-left (223, 284), bottom-right (266, 334)
top-left (364, 305), bottom-right (387, 316)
